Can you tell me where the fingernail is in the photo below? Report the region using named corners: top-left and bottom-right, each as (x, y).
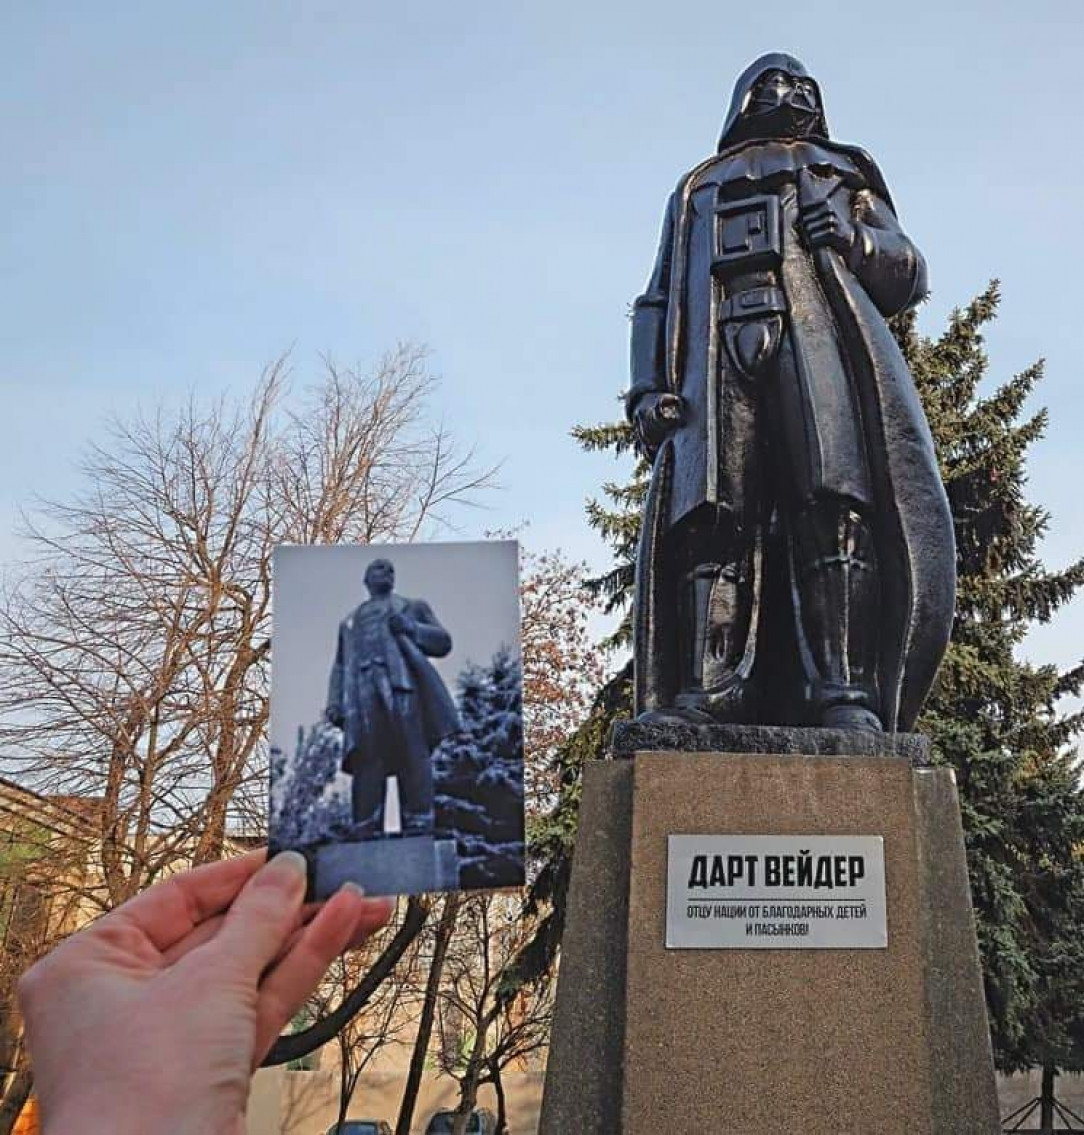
top-left (257, 851), bottom-right (309, 892)
top-left (339, 881), bottom-right (366, 898)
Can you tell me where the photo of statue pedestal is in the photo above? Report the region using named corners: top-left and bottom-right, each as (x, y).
top-left (541, 53), bottom-right (1000, 1134)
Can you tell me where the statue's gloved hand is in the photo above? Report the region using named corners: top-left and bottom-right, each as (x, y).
top-left (799, 196), bottom-right (856, 257)
top-left (388, 612), bottom-right (418, 640)
top-left (632, 392), bottom-right (685, 458)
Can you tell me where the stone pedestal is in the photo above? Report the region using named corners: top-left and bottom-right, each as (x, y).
top-left (540, 731), bottom-right (1000, 1135)
top-left (310, 835), bottom-right (458, 897)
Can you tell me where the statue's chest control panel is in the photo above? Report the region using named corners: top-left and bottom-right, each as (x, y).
top-left (712, 194), bottom-right (782, 278)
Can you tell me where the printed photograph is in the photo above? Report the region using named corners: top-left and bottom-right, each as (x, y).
top-left (270, 540), bottom-right (523, 899)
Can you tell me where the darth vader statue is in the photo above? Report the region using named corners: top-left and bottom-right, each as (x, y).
top-left (629, 52), bottom-right (955, 732)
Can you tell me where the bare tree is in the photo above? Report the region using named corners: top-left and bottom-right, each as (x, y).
top-left (480, 982), bottom-right (552, 1135)
top-left (435, 892), bottom-right (554, 1135)
top-left (395, 892), bottom-right (461, 1135)
top-left (0, 345), bottom-right (491, 907)
top-left (307, 907), bottom-right (428, 1133)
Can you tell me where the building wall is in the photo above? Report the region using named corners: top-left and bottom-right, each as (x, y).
top-left (247, 1068), bottom-right (544, 1135)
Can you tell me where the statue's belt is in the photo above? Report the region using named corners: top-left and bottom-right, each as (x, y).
top-left (719, 285), bottom-right (787, 322)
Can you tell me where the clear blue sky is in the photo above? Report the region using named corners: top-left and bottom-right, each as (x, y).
top-left (3, 0), bottom-right (1082, 677)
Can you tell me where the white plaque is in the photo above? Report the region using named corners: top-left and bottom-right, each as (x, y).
top-left (666, 834), bottom-right (887, 949)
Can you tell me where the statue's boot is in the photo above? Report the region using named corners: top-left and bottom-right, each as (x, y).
top-left (352, 816), bottom-right (384, 840)
top-left (792, 502), bottom-right (883, 732)
top-left (673, 560), bottom-right (755, 723)
top-left (401, 809), bottom-right (436, 838)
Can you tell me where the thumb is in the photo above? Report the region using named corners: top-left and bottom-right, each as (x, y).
top-left (207, 851), bottom-right (309, 978)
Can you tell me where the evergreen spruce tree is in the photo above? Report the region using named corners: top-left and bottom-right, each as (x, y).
top-left (434, 647), bottom-right (525, 889)
top-left (570, 416), bottom-right (647, 649)
top-left (269, 721), bottom-right (352, 850)
top-left (521, 285), bottom-right (1084, 1106)
top-left (898, 285), bottom-right (1084, 1100)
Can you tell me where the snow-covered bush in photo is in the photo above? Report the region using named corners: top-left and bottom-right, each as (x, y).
top-left (270, 720), bottom-right (352, 849)
top-left (434, 646), bottom-right (524, 888)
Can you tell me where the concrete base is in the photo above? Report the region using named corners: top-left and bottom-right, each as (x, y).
top-left (540, 748), bottom-right (1001, 1135)
top-left (310, 835), bottom-right (458, 899)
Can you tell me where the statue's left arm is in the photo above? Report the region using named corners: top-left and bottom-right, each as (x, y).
top-left (402, 601), bottom-right (452, 658)
top-left (845, 189), bottom-right (928, 316)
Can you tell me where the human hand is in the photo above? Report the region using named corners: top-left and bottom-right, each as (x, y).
top-left (18, 850), bottom-right (394, 1135)
top-left (799, 196), bottom-right (855, 256)
top-left (388, 612), bottom-right (417, 640)
top-left (632, 392), bottom-right (684, 457)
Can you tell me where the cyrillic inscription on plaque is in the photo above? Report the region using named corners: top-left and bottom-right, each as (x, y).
top-left (666, 834), bottom-right (887, 949)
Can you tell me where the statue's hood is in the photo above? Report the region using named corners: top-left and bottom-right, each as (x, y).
top-left (717, 52), bottom-right (829, 150)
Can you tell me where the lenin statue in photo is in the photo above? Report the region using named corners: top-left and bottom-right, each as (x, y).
top-left (326, 558), bottom-right (460, 837)
top-left (629, 52), bottom-right (955, 733)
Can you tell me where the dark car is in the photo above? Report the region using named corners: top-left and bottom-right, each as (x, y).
top-left (325, 1122), bottom-right (393, 1135)
top-left (423, 1110), bottom-right (496, 1135)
